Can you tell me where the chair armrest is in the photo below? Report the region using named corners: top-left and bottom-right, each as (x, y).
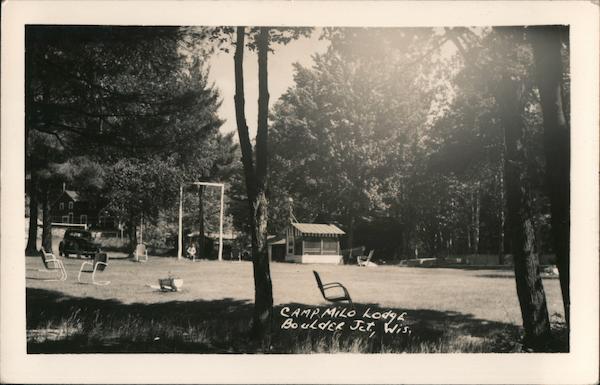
top-left (322, 282), bottom-right (344, 288)
top-left (323, 283), bottom-right (350, 296)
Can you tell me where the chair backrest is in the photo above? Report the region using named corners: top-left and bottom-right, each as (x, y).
top-left (313, 271), bottom-right (325, 294)
top-left (94, 252), bottom-right (109, 271)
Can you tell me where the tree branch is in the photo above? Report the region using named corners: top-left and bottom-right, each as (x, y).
top-left (34, 126), bottom-right (68, 148)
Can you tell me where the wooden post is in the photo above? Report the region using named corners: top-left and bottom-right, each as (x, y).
top-left (177, 184), bottom-right (183, 260)
top-left (218, 184), bottom-right (224, 262)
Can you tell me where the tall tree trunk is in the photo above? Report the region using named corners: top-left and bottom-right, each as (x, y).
top-left (529, 26), bottom-right (570, 329)
top-left (401, 225), bottom-right (408, 258)
top-left (496, 73), bottom-right (552, 351)
top-left (197, 185), bottom-right (206, 258)
top-left (234, 26), bottom-right (273, 342)
top-left (127, 217), bottom-right (138, 258)
top-left (250, 188), bottom-right (272, 339)
top-left (41, 187), bottom-right (53, 253)
top-left (467, 224), bottom-right (471, 251)
top-left (473, 182), bottom-right (481, 254)
top-left (251, 26), bottom-right (273, 341)
top-left (26, 173), bottom-right (39, 255)
top-left (498, 167), bottom-right (506, 265)
top-left (25, 33), bottom-right (39, 256)
top-left (347, 215), bottom-right (355, 261)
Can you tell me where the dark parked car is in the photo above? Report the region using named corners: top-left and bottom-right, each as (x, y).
top-left (59, 229), bottom-right (101, 258)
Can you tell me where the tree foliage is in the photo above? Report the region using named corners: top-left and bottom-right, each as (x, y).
top-left (269, 28), bottom-right (450, 256)
top-left (267, 26), bottom-right (569, 350)
top-left (25, 25), bottom-right (230, 253)
top-left (268, 27), bottom-right (563, 267)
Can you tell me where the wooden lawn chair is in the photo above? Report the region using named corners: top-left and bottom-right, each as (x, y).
top-left (357, 250), bottom-right (375, 266)
top-left (134, 243), bottom-right (148, 262)
top-left (313, 271), bottom-right (352, 304)
top-left (78, 252), bottom-right (110, 285)
top-left (39, 247), bottom-right (67, 281)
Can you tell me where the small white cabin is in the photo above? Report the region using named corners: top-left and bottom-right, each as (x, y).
top-left (285, 223), bottom-right (345, 264)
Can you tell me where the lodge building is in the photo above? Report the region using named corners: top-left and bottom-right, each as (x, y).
top-left (50, 190), bottom-right (115, 229)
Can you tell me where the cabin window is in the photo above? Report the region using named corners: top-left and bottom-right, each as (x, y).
top-left (59, 202), bottom-right (65, 211)
top-left (61, 215), bottom-right (69, 223)
top-left (68, 202), bottom-right (73, 209)
top-left (68, 213), bottom-right (73, 223)
top-left (304, 236), bottom-right (322, 255)
top-left (322, 238), bottom-right (338, 254)
top-left (80, 215), bottom-right (87, 224)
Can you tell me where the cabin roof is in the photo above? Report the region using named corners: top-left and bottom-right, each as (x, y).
top-left (291, 223), bottom-right (345, 236)
top-left (64, 190), bottom-right (82, 201)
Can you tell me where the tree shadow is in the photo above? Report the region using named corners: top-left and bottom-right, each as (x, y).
top-left (475, 273), bottom-right (559, 280)
top-left (271, 301), bottom-right (528, 353)
top-left (26, 288), bottom-right (566, 354)
top-left (415, 265), bottom-right (514, 271)
top-left (27, 287), bottom-right (255, 353)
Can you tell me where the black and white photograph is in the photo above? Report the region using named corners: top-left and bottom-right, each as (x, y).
top-left (1, 1), bottom-right (598, 384)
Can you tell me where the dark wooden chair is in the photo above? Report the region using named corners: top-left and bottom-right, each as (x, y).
top-left (313, 270), bottom-right (352, 304)
top-left (39, 247), bottom-right (67, 281)
top-left (78, 252), bottom-right (110, 285)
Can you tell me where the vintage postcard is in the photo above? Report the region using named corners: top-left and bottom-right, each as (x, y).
top-left (1, 1), bottom-right (598, 383)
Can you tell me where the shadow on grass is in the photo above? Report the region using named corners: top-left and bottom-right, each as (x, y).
top-left (26, 288), bottom-right (567, 354)
top-left (476, 274), bottom-right (559, 280)
top-left (417, 265), bottom-right (514, 271)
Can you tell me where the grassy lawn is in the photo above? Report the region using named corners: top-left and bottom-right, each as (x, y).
top-left (26, 254), bottom-right (567, 353)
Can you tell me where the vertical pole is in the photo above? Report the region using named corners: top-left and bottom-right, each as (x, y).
top-left (135, 215), bottom-right (143, 262)
top-left (218, 184), bottom-right (224, 261)
top-left (178, 184), bottom-right (183, 260)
